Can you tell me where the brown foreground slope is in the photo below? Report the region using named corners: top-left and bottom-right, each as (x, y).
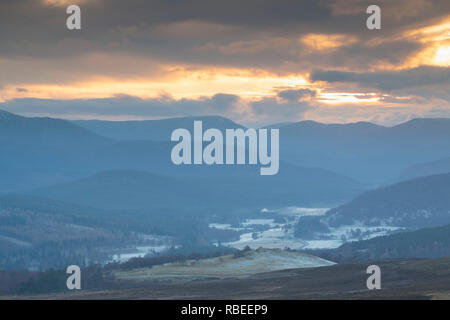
top-left (5, 256), bottom-right (450, 300)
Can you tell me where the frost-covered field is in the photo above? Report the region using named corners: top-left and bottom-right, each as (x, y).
top-left (226, 227), bottom-right (307, 250)
top-left (210, 207), bottom-right (401, 250)
top-left (211, 207), bottom-right (328, 250)
top-left (110, 245), bottom-right (174, 263)
top-left (113, 248), bottom-right (335, 281)
top-left (302, 224), bottom-right (402, 249)
top-left (108, 234), bottom-right (177, 263)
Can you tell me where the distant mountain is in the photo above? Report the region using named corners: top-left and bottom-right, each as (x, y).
top-left (391, 118), bottom-right (450, 139)
top-left (261, 122), bottom-right (293, 129)
top-left (322, 223), bottom-right (450, 260)
top-left (0, 110), bottom-right (114, 192)
top-left (73, 116), bottom-right (244, 141)
top-left (0, 110), bottom-right (110, 149)
top-left (4, 109), bottom-right (450, 194)
top-left (323, 173), bottom-right (450, 228)
top-left (276, 118), bottom-right (450, 184)
top-left (400, 157), bottom-right (450, 181)
top-left (30, 170), bottom-right (189, 210)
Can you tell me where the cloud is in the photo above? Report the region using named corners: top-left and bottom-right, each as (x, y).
top-left (329, 0), bottom-right (435, 19)
top-left (0, 0), bottom-right (448, 127)
top-left (250, 96), bottom-right (315, 125)
top-left (277, 89), bottom-right (316, 102)
top-left (1, 91), bottom-right (449, 127)
top-left (0, 92), bottom-right (318, 126)
top-left (1, 0), bottom-right (448, 71)
top-left (310, 66), bottom-right (450, 93)
top-left (0, 94), bottom-right (240, 118)
top-left (302, 102), bottom-right (448, 126)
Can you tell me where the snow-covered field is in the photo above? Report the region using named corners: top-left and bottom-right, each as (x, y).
top-left (302, 224), bottom-right (402, 249)
top-left (210, 207), bottom-right (401, 250)
top-left (211, 207), bottom-right (328, 250)
top-left (113, 248), bottom-right (335, 281)
top-left (110, 245), bottom-right (174, 263)
top-left (226, 227), bottom-right (307, 250)
top-left (108, 234), bottom-right (177, 263)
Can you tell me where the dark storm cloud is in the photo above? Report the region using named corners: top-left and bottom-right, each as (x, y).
top-left (0, 92), bottom-right (315, 126)
top-left (251, 97), bottom-right (314, 118)
top-left (277, 89), bottom-right (316, 102)
top-left (0, 94), bottom-right (242, 118)
top-left (0, 0), bottom-right (448, 70)
top-left (0, 0), bottom-right (329, 59)
top-left (310, 66), bottom-right (450, 91)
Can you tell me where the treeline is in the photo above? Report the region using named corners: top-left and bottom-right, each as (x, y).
top-left (0, 245), bottom-right (237, 296)
top-left (107, 245), bottom-right (237, 271)
top-left (308, 223), bottom-right (450, 262)
top-left (0, 265), bottom-right (106, 296)
top-left (0, 195), bottom-right (244, 270)
top-left (0, 237), bottom-right (131, 270)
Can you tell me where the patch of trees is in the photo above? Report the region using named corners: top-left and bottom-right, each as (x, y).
top-left (308, 223), bottom-right (450, 262)
top-left (0, 245), bottom-right (239, 296)
top-left (109, 245), bottom-right (237, 271)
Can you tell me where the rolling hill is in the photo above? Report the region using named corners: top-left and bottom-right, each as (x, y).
top-left (112, 248), bottom-right (335, 282)
top-left (28, 167), bottom-right (364, 210)
top-left (73, 116), bottom-right (244, 141)
top-left (0, 110), bottom-right (113, 191)
top-left (0, 110), bottom-right (364, 199)
top-left (320, 223), bottom-right (450, 261)
top-left (0, 110), bottom-right (110, 149)
top-left (400, 156), bottom-right (450, 181)
top-left (323, 173), bottom-right (450, 228)
top-left (277, 118), bottom-right (450, 184)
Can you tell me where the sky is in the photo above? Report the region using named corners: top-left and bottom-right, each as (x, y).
top-left (0, 0), bottom-right (449, 126)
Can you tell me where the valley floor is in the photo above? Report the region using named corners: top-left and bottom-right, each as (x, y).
top-left (6, 256), bottom-right (450, 300)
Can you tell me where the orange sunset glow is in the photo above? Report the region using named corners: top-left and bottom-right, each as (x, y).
top-left (0, 1), bottom-right (449, 126)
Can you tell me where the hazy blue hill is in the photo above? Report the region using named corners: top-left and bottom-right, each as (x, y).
top-left (73, 116), bottom-right (245, 141)
top-left (0, 110), bottom-right (116, 192)
top-left (0, 110), bottom-right (111, 149)
top-left (323, 223), bottom-right (450, 260)
top-left (0, 193), bottom-right (158, 235)
top-left (0, 192), bottom-right (208, 239)
top-left (0, 110), bottom-right (365, 198)
top-left (324, 173), bottom-right (450, 228)
top-left (4, 109), bottom-right (450, 198)
top-left (400, 157), bottom-right (450, 181)
top-left (261, 122), bottom-right (293, 129)
top-left (275, 118), bottom-right (450, 184)
top-left (30, 170), bottom-right (190, 210)
top-left (390, 118), bottom-right (450, 139)
top-left (28, 166), bottom-right (364, 210)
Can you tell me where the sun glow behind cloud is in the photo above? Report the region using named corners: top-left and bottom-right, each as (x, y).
top-left (434, 46), bottom-right (450, 66)
top-left (301, 33), bottom-right (358, 52)
top-left (404, 17), bottom-right (450, 67)
top-left (0, 68), bottom-right (309, 102)
top-left (1, 2), bottom-right (449, 125)
top-left (317, 92), bottom-right (380, 104)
